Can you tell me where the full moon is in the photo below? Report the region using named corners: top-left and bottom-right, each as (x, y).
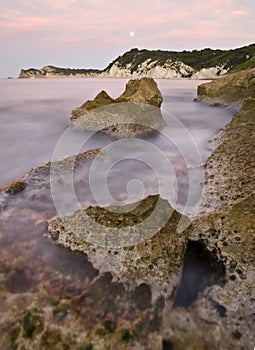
top-left (129, 31), bottom-right (134, 37)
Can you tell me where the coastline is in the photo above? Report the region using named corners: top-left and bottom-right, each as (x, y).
top-left (0, 73), bottom-right (254, 349)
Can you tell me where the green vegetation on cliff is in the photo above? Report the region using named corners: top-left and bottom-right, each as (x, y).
top-left (19, 43), bottom-right (255, 78)
top-left (19, 65), bottom-right (101, 78)
top-left (105, 44), bottom-right (255, 73)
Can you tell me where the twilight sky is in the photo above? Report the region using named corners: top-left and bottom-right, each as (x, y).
top-left (0, 0), bottom-right (254, 77)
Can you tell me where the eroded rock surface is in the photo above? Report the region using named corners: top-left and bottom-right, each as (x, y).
top-left (70, 77), bottom-right (164, 137)
top-left (197, 68), bottom-right (255, 107)
top-left (48, 195), bottom-right (188, 293)
top-left (200, 97), bottom-right (255, 213)
top-left (115, 77), bottom-right (163, 107)
top-left (71, 90), bottom-right (115, 121)
top-left (0, 72), bottom-right (255, 349)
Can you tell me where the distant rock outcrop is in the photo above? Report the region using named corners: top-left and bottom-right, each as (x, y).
top-left (70, 77), bottom-right (164, 137)
top-left (19, 65), bottom-right (100, 78)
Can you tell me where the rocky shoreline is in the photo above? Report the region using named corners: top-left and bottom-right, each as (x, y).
top-left (0, 71), bottom-right (254, 349)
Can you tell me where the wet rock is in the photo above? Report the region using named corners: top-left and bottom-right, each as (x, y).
top-left (0, 148), bottom-right (103, 215)
top-left (22, 308), bottom-right (45, 338)
top-left (71, 90), bottom-right (115, 120)
top-left (199, 97), bottom-right (255, 213)
top-left (40, 327), bottom-right (62, 349)
top-left (159, 86), bottom-right (255, 349)
top-left (197, 68), bottom-right (255, 107)
top-left (5, 178), bottom-right (26, 194)
top-left (173, 240), bottom-right (226, 308)
top-left (162, 339), bottom-right (174, 350)
top-left (132, 283), bottom-right (152, 311)
top-left (48, 195), bottom-right (188, 292)
top-left (70, 78), bottom-right (164, 137)
top-left (6, 268), bottom-right (34, 294)
top-left (160, 192), bottom-right (255, 350)
top-left (1, 74), bottom-right (255, 349)
top-left (191, 194), bottom-right (255, 269)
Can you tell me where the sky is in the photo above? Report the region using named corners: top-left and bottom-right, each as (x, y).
top-left (0, 0), bottom-right (254, 77)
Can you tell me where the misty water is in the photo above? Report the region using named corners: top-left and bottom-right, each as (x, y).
top-left (0, 78), bottom-right (234, 327)
top-left (0, 78), bottom-right (232, 215)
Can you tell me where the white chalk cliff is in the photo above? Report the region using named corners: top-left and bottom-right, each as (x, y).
top-left (101, 60), bottom-right (228, 79)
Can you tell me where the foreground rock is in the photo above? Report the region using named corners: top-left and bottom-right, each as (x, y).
top-left (70, 77), bottom-right (164, 137)
top-left (48, 195), bottom-right (188, 289)
top-left (200, 97), bottom-right (255, 213)
top-left (1, 72), bottom-right (255, 349)
top-left (197, 68), bottom-right (255, 107)
top-left (161, 192), bottom-right (255, 350)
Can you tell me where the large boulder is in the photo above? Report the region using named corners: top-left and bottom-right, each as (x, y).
top-left (197, 68), bottom-right (255, 107)
top-left (115, 77), bottom-right (163, 107)
top-left (70, 77), bottom-right (164, 137)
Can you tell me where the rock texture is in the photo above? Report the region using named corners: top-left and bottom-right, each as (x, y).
top-left (200, 97), bottom-right (255, 213)
top-left (71, 90), bottom-right (115, 120)
top-left (47, 95), bottom-right (255, 348)
top-left (48, 195), bottom-right (188, 292)
top-left (71, 77), bottom-right (164, 137)
top-left (197, 68), bottom-right (255, 107)
top-left (1, 69), bottom-right (255, 349)
top-left (115, 77), bottom-right (163, 107)
top-left (101, 59), bottom-right (195, 79)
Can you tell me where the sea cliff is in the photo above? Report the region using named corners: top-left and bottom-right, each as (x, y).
top-left (19, 43), bottom-right (255, 79)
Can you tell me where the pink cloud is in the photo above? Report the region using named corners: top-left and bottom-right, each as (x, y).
top-left (0, 0), bottom-right (253, 46)
top-left (0, 9), bottom-right (51, 37)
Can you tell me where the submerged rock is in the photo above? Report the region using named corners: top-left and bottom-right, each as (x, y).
top-left (197, 68), bottom-right (255, 107)
top-left (70, 77), bottom-right (164, 137)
